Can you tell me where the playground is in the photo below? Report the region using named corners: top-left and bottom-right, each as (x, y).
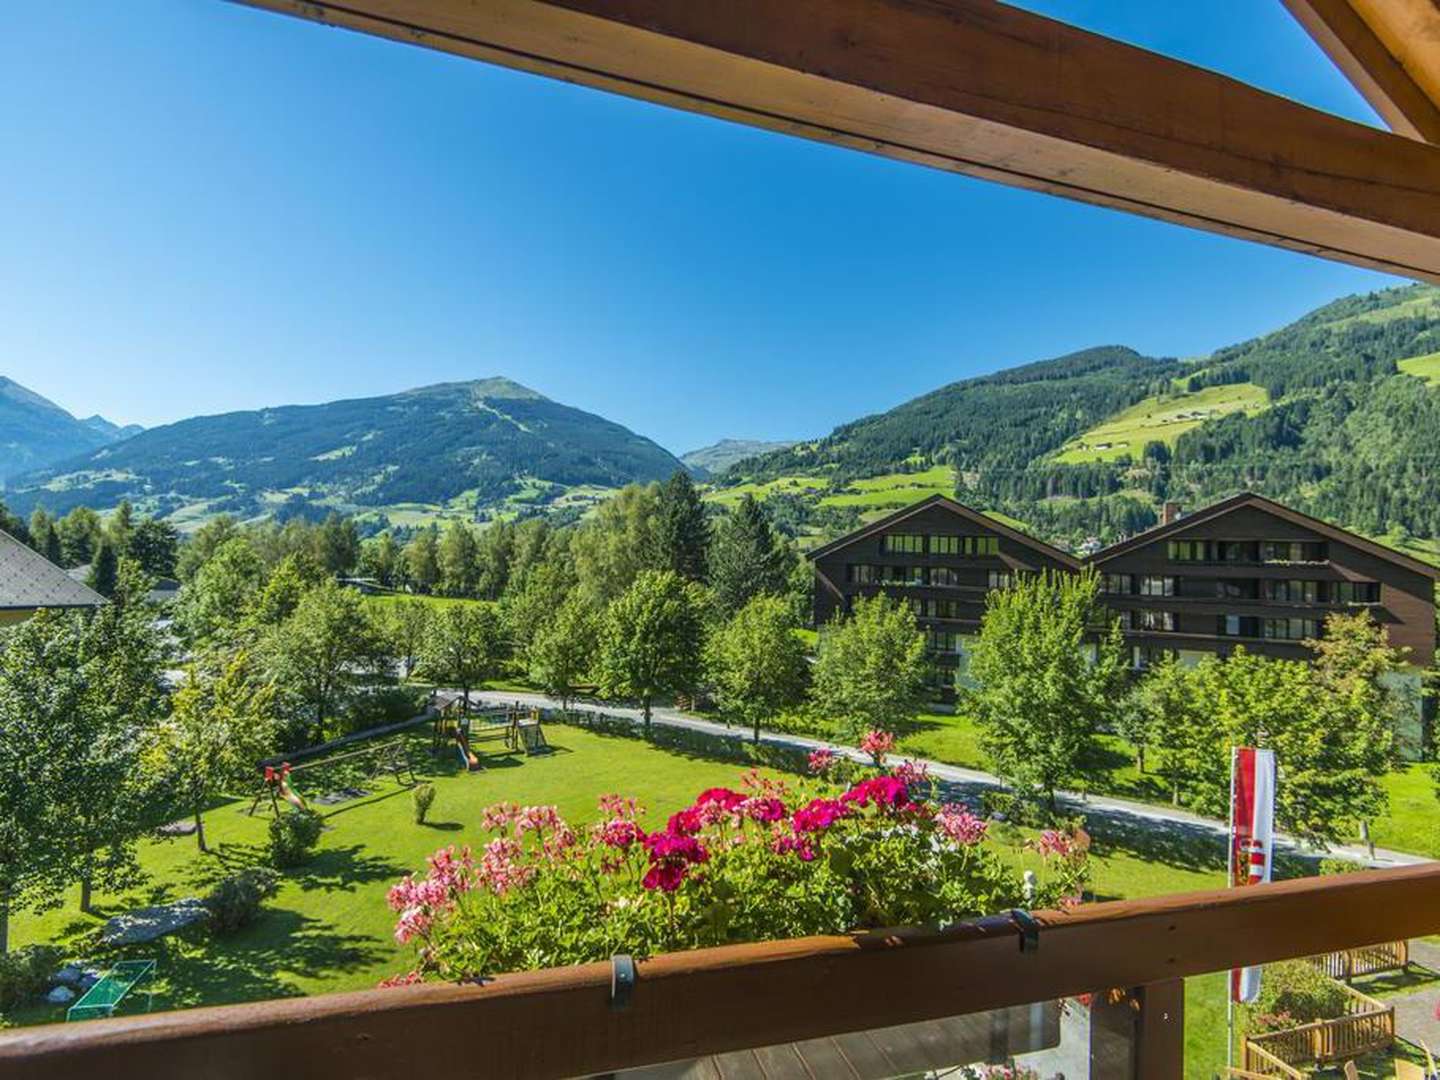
top-left (6, 713), bottom-right (1438, 1076)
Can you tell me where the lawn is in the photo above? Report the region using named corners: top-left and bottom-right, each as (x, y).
top-left (1054, 382), bottom-right (1270, 464)
top-left (817, 465), bottom-right (958, 508)
top-left (4, 717), bottom-right (1413, 1078)
top-left (1398, 350), bottom-right (1440, 386)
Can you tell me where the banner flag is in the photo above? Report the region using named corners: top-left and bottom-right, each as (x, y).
top-left (1229, 746), bottom-right (1276, 1004)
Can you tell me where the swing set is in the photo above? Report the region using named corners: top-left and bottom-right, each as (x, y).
top-left (249, 740), bottom-right (417, 818)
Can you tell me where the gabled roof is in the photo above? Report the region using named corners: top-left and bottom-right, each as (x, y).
top-left (1089, 492), bottom-right (1440, 579)
top-left (0, 529), bottom-right (107, 611)
top-left (806, 494), bottom-right (1082, 569)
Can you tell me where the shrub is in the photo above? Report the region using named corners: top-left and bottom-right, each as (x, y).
top-left (205, 868), bottom-right (280, 935)
top-left (1249, 960), bottom-right (1348, 1033)
top-left (382, 769), bottom-right (1089, 986)
top-left (411, 782), bottom-right (437, 825)
top-left (0, 946), bottom-right (63, 1011)
top-left (268, 807), bottom-right (325, 868)
top-left (337, 686), bottom-right (429, 737)
top-left (1318, 858), bottom-right (1365, 876)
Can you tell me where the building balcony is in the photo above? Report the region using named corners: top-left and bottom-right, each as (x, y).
top-left (4, 866), bottom-right (1438, 1078)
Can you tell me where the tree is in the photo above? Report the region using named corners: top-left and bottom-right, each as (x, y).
top-left (176, 536), bottom-right (265, 642)
top-left (57, 507), bottom-right (102, 568)
top-left (155, 650), bottom-right (278, 853)
top-left (383, 598), bottom-right (432, 679)
top-left (968, 570), bottom-right (1127, 815)
top-left (502, 559), bottom-right (576, 665)
top-left (360, 532), bottom-right (403, 588)
top-left (706, 594), bottom-right (807, 741)
top-left (529, 595), bottom-right (600, 714)
top-left (438, 521), bottom-right (480, 598)
top-left (655, 470), bottom-right (710, 582)
top-left (315, 512), bottom-right (361, 578)
top-left (263, 580), bottom-right (374, 743)
top-left (811, 593), bottom-right (928, 742)
top-left (29, 508), bottom-right (61, 565)
top-left (572, 483), bottom-right (660, 605)
top-left (420, 604), bottom-right (504, 712)
top-left (106, 499), bottom-right (136, 553)
top-left (250, 552), bottom-right (325, 627)
top-left (176, 515), bottom-right (241, 581)
top-left (709, 495), bottom-right (793, 617)
top-left (596, 570), bottom-right (706, 731)
top-left (86, 536), bottom-right (120, 598)
top-left (129, 517), bottom-right (180, 578)
top-left (405, 527), bottom-right (441, 594)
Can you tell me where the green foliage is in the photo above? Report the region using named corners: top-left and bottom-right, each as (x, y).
top-left (708, 494), bottom-right (794, 617)
top-left (502, 559), bottom-right (576, 665)
top-left (529, 595), bottom-right (600, 712)
top-left (572, 483), bottom-right (661, 605)
top-left (419, 603), bottom-right (504, 707)
top-left (268, 807), bottom-right (325, 869)
top-left (655, 470), bottom-right (709, 582)
top-left (0, 946), bottom-right (63, 1010)
top-left (378, 598), bottom-right (431, 679)
top-left (56, 506), bottom-right (102, 568)
top-left (262, 581), bottom-right (378, 742)
top-left (177, 535), bottom-right (265, 642)
top-left (438, 521), bottom-right (481, 598)
top-left (968, 570), bottom-right (1127, 815)
top-left (204, 868), bottom-right (279, 935)
top-left (811, 593), bottom-right (928, 742)
top-left (1248, 960), bottom-right (1348, 1033)
top-left (705, 595), bottom-right (807, 742)
top-left (85, 536), bottom-right (119, 597)
top-left (596, 570), bottom-right (706, 728)
top-left (128, 516), bottom-right (180, 578)
top-left (404, 527), bottom-right (441, 595)
top-left (341, 686), bottom-right (429, 736)
top-left (411, 783), bottom-right (437, 825)
top-left (154, 649), bottom-right (279, 853)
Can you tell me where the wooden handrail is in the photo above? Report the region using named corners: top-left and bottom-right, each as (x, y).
top-left (3, 864), bottom-right (1440, 1079)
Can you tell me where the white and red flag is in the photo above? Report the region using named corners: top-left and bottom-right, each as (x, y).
top-left (1229, 746), bottom-right (1277, 1004)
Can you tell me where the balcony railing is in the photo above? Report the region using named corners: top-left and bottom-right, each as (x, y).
top-left (3, 864), bottom-right (1439, 1078)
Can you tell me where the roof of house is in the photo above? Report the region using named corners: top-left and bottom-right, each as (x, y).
top-left (805, 494), bottom-right (1082, 569)
top-left (0, 529), bottom-right (107, 611)
top-left (1088, 491), bottom-right (1440, 579)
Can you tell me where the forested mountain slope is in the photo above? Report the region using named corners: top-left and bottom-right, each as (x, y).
top-left (718, 285), bottom-right (1440, 551)
top-left (0, 377), bottom-right (133, 482)
top-left (9, 378), bottom-right (683, 524)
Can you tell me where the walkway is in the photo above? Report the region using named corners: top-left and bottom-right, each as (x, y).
top-left (1393, 940), bottom-right (1440, 1051)
top-left (468, 689), bottom-right (1428, 870)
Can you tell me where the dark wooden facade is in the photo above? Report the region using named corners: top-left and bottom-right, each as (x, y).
top-left (1090, 493), bottom-right (1438, 671)
top-left (808, 496), bottom-right (1080, 696)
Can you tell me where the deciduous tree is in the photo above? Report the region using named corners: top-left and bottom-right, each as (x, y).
top-left (706, 594), bottom-right (806, 742)
top-left (263, 580), bottom-right (374, 743)
top-left (811, 593), bottom-right (927, 742)
top-left (529, 595), bottom-right (600, 714)
top-left (596, 570), bottom-right (705, 731)
top-left (420, 603), bottom-right (504, 713)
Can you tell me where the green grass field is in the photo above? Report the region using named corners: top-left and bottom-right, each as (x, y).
top-left (1398, 350), bottom-right (1440, 387)
top-left (816, 465), bottom-right (958, 509)
top-left (701, 475), bottom-right (830, 507)
top-left (1054, 383), bottom-right (1270, 463)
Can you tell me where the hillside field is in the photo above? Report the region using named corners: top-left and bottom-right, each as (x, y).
top-left (1054, 382), bottom-right (1269, 463)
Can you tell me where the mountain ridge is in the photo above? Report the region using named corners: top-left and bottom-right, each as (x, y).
top-left (0, 377), bottom-right (135, 483)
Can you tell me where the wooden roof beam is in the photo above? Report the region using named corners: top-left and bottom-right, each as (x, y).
top-left (232, 0), bottom-right (1440, 283)
top-left (1283, 0), bottom-right (1440, 144)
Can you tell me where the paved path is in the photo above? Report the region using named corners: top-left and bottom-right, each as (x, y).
top-left (1392, 940), bottom-right (1440, 1050)
top-left (468, 689), bottom-right (1428, 869)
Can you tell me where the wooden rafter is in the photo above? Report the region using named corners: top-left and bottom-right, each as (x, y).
top-left (231, 0), bottom-right (1440, 283)
top-left (1283, 0), bottom-right (1440, 144)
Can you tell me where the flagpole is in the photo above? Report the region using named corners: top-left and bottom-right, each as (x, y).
top-left (1226, 745), bottom-right (1237, 1073)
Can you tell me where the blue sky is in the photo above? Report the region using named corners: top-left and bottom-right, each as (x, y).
top-left (0, 1), bottom-right (1404, 455)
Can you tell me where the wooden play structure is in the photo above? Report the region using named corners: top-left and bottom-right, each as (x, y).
top-left (249, 740), bottom-right (416, 817)
top-left (431, 699), bottom-right (549, 770)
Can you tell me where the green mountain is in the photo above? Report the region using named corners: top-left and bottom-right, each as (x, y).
top-left (720, 285), bottom-right (1440, 553)
top-left (681, 438), bottom-right (797, 479)
top-left (0, 377), bottom-right (134, 483)
top-left (9, 377), bottom-right (683, 526)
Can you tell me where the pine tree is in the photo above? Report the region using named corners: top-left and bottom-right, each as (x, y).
top-left (87, 537), bottom-right (120, 598)
top-left (655, 470), bottom-right (710, 582)
top-left (709, 495), bottom-right (793, 617)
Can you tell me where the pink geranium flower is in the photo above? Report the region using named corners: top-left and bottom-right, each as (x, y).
top-left (807, 748), bottom-right (835, 775)
top-left (935, 804), bottom-right (988, 846)
top-left (859, 729), bottom-right (895, 764)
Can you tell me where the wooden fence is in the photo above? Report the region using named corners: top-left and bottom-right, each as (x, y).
top-left (1309, 939), bottom-right (1409, 982)
top-left (1243, 981), bottom-right (1395, 1074)
top-left (2, 865), bottom-right (1438, 1079)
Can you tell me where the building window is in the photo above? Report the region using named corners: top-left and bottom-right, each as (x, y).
top-left (883, 534), bottom-right (926, 555)
top-left (1332, 581), bottom-right (1380, 604)
top-left (1168, 539), bottom-right (1209, 561)
top-left (1110, 608), bottom-right (1134, 630)
top-left (926, 629), bottom-right (960, 653)
top-left (1133, 645), bottom-right (1175, 670)
top-left (1263, 617), bottom-right (1319, 641)
top-left (967, 536), bottom-right (1000, 557)
top-left (922, 598), bottom-right (962, 620)
top-left (1215, 541), bottom-right (1256, 563)
top-left (883, 565), bottom-right (924, 585)
top-left (1101, 573), bottom-right (1133, 595)
top-left (1139, 575), bottom-right (1176, 597)
top-left (847, 564), bottom-right (875, 584)
top-left (931, 535), bottom-right (960, 556)
top-left (987, 570), bottom-right (1012, 590)
top-left (1215, 579), bottom-right (1258, 600)
top-left (1263, 579), bottom-right (1319, 603)
top-left (1220, 614), bottom-right (1260, 638)
top-left (1260, 540), bottom-right (1327, 564)
top-left (929, 567), bottom-right (960, 587)
top-left (1136, 609), bottom-right (1175, 632)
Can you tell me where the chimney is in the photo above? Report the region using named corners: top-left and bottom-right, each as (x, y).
top-left (1162, 502), bottom-right (1183, 526)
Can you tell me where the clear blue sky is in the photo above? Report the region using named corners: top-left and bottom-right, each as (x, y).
top-left (0, 1), bottom-right (1404, 455)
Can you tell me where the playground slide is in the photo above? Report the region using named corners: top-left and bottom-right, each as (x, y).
top-left (455, 730), bottom-right (480, 771)
top-left (277, 776), bottom-right (308, 811)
